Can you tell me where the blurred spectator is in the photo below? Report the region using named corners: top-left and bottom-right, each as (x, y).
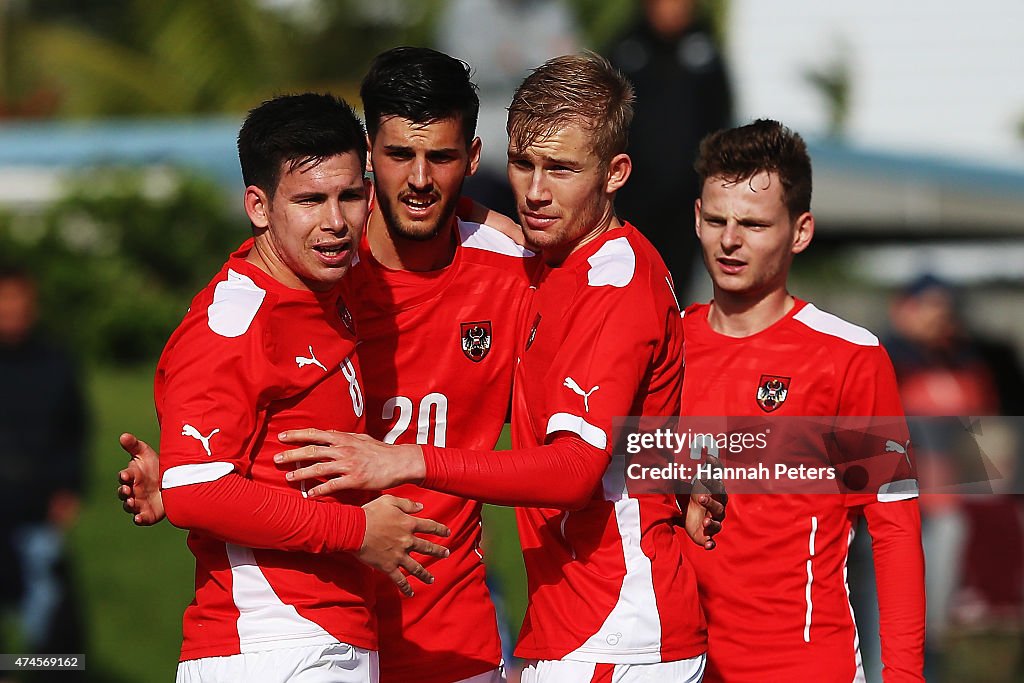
top-left (606, 0), bottom-right (732, 300)
top-left (0, 266), bottom-right (88, 663)
top-left (887, 274), bottom-right (1005, 415)
top-left (436, 0), bottom-right (579, 219)
top-left (883, 274), bottom-right (1024, 682)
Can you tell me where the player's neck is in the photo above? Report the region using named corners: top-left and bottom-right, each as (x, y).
top-left (707, 289), bottom-right (795, 338)
top-left (366, 209), bottom-right (457, 272)
top-left (245, 235), bottom-right (318, 292)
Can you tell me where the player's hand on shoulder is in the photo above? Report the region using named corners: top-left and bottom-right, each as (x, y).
top-left (276, 429), bottom-right (427, 494)
top-left (462, 199), bottom-right (526, 246)
top-left (117, 432), bottom-right (166, 526)
top-left (359, 494), bottom-right (450, 597)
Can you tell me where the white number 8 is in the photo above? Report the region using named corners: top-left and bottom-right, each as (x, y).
top-left (341, 356), bottom-right (364, 417)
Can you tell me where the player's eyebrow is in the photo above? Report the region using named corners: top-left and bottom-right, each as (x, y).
top-left (339, 184), bottom-right (367, 198)
top-left (737, 216), bottom-right (771, 226)
top-left (382, 143), bottom-right (461, 155)
top-left (289, 190), bottom-right (327, 201)
top-left (541, 154), bottom-right (581, 168)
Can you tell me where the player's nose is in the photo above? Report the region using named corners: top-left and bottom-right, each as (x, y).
top-left (408, 158), bottom-right (432, 190)
top-left (323, 201), bottom-right (349, 233)
top-left (720, 222), bottom-right (742, 250)
top-left (525, 170), bottom-right (550, 204)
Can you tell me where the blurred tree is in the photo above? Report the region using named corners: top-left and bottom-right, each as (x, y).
top-left (294, 0), bottom-right (445, 92)
top-left (804, 38), bottom-right (852, 138)
top-left (0, 0), bottom-right (452, 118)
top-left (0, 167), bottom-right (248, 363)
top-left (3, 0), bottom-right (299, 117)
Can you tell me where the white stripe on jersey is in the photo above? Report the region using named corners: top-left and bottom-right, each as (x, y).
top-left (844, 527), bottom-right (867, 683)
top-left (227, 544), bottom-right (337, 652)
top-left (162, 461), bottom-right (234, 489)
top-left (547, 412), bottom-right (608, 450)
top-left (803, 515), bottom-right (818, 642)
top-left (564, 495), bottom-right (663, 662)
top-left (878, 478), bottom-right (920, 502)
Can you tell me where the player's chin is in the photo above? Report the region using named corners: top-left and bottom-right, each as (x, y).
top-left (712, 272), bottom-right (751, 290)
top-left (306, 260), bottom-right (352, 288)
top-left (522, 225), bottom-right (561, 250)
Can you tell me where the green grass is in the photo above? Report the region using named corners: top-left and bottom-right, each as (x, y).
top-left (481, 428), bottom-right (528, 642)
top-left (71, 365), bottom-right (527, 682)
top-left (72, 364), bottom-right (193, 683)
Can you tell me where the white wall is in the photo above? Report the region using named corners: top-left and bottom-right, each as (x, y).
top-left (728, 1), bottom-right (1024, 166)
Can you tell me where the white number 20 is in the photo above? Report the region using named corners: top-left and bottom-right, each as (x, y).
top-left (382, 393), bottom-right (448, 446)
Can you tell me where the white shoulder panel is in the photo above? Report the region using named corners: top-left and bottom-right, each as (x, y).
top-left (208, 268), bottom-right (267, 338)
top-left (587, 237), bottom-right (636, 288)
top-left (793, 303), bottom-right (879, 347)
top-left (458, 219), bottom-right (535, 258)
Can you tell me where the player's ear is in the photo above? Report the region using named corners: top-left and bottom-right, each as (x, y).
top-left (694, 198), bottom-right (703, 238)
top-left (466, 136), bottom-right (482, 178)
top-left (605, 153), bottom-right (631, 194)
top-left (365, 134), bottom-right (375, 174)
top-left (244, 185), bottom-right (271, 229)
top-left (791, 211), bottom-right (814, 254)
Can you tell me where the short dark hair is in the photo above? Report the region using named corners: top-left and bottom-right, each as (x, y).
top-left (507, 53), bottom-right (634, 165)
top-left (237, 93), bottom-right (367, 197)
top-left (695, 119), bottom-right (812, 217)
top-left (360, 46), bottom-right (479, 146)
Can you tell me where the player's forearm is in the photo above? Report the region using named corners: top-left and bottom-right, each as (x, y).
top-left (421, 437), bottom-right (607, 509)
top-left (865, 499), bottom-right (926, 682)
top-left (163, 473), bottom-right (365, 553)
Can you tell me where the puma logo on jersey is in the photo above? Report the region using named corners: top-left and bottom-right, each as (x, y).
top-left (295, 345), bottom-right (327, 371)
top-left (885, 439), bottom-right (909, 454)
top-left (182, 424), bottom-right (220, 456)
top-left (885, 439), bottom-right (913, 467)
top-left (563, 377), bottom-right (600, 413)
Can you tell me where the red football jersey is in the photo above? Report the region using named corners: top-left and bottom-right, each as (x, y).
top-left (680, 299), bottom-right (926, 682)
top-left (342, 215), bottom-right (537, 683)
top-left (512, 224), bottom-right (707, 663)
top-left (156, 242), bottom-right (374, 662)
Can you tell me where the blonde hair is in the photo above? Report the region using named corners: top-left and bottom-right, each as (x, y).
top-left (507, 52), bottom-right (634, 164)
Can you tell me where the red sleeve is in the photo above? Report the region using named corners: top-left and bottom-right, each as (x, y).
top-left (837, 344), bottom-right (925, 681)
top-left (163, 473), bottom-right (365, 553)
top-left (835, 345), bottom-right (919, 502)
top-left (421, 435), bottom-right (607, 509)
top-left (863, 498), bottom-right (926, 682)
top-left (156, 290), bottom-right (366, 554)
